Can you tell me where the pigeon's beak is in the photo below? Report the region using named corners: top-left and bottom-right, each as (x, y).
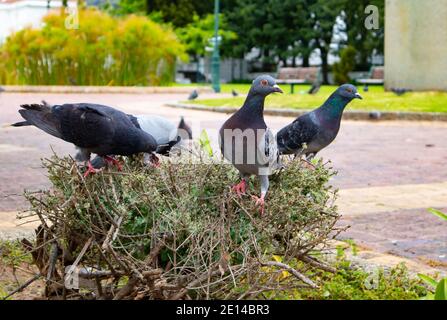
top-left (273, 84), bottom-right (283, 94)
top-left (355, 92), bottom-right (363, 100)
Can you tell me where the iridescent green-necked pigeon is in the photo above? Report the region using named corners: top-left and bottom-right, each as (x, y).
top-left (277, 84), bottom-right (362, 160)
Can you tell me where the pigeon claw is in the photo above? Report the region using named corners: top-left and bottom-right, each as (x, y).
top-left (83, 161), bottom-right (98, 178)
top-left (104, 156), bottom-right (122, 171)
top-left (231, 179), bottom-right (247, 197)
top-left (150, 154), bottom-right (160, 168)
top-left (251, 195), bottom-right (265, 215)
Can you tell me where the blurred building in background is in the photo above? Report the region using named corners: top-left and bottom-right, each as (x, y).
top-left (0, 0), bottom-right (76, 44)
top-left (385, 0), bottom-right (447, 91)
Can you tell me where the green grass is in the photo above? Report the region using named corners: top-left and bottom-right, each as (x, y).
top-left (296, 261), bottom-right (429, 300)
top-left (185, 84), bottom-right (447, 113)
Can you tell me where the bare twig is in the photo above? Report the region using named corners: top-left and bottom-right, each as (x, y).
top-left (2, 274), bottom-right (41, 300)
top-left (261, 261), bottom-right (318, 289)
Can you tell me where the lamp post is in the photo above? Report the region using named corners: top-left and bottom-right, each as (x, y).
top-left (211, 0), bottom-right (221, 93)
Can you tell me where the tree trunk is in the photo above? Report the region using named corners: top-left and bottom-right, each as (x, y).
top-left (302, 55), bottom-right (310, 67)
top-left (320, 46), bottom-right (329, 84)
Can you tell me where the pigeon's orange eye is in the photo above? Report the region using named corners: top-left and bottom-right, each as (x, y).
top-left (346, 88), bottom-right (353, 93)
top-left (260, 79), bottom-right (268, 86)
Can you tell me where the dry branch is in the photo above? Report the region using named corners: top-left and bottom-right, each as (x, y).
top-left (21, 152), bottom-right (340, 300)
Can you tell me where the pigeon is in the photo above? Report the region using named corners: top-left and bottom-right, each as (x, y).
top-left (219, 75), bottom-right (283, 214)
top-left (89, 115), bottom-right (192, 168)
top-left (188, 89), bottom-right (199, 101)
top-left (368, 111), bottom-right (381, 120)
top-left (308, 82), bottom-right (321, 95)
top-left (391, 88), bottom-right (411, 96)
top-left (177, 116), bottom-right (193, 140)
top-left (277, 84), bottom-right (362, 160)
top-left (0, 86), bottom-right (4, 93)
top-left (13, 103), bottom-right (158, 176)
top-left (68, 77), bottom-right (77, 86)
top-left (363, 84), bottom-right (369, 92)
top-left (231, 89), bottom-right (239, 97)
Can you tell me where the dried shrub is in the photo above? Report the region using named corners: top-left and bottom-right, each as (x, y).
top-left (21, 151), bottom-right (343, 300)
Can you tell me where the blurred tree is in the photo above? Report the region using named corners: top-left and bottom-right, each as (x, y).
top-left (224, 0), bottom-right (345, 79)
top-left (310, 0), bottom-right (345, 84)
top-left (332, 45), bottom-right (356, 85)
top-left (110, 0), bottom-right (384, 79)
top-left (146, 0), bottom-right (213, 27)
top-left (113, 0), bottom-right (146, 15)
top-left (113, 0), bottom-right (213, 26)
top-left (176, 14), bottom-right (237, 60)
top-left (340, 0), bottom-right (384, 70)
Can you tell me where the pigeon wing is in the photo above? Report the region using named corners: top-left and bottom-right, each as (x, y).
top-left (17, 103), bottom-right (63, 139)
top-left (277, 114), bottom-right (319, 154)
top-left (56, 104), bottom-right (115, 149)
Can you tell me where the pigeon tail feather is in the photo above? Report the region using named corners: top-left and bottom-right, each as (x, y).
top-left (18, 104), bottom-right (62, 139)
top-left (11, 120), bottom-right (31, 127)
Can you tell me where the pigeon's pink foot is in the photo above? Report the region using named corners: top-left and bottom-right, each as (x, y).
top-left (104, 155), bottom-right (122, 171)
top-left (231, 179), bottom-right (247, 197)
top-left (251, 195), bottom-right (265, 215)
top-left (150, 154), bottom-right (160, 168)
top-left (83, 161), bottom-right (98, 178)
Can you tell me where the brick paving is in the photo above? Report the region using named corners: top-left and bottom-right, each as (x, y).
top-left (1, 92), bottom-right (446, 268)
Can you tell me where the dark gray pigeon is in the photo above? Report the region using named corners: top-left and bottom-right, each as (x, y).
top-left (219, 75), bottom-right (283, 214)
top-left (13, 103), bottom-right (158, 176)
top-left (231, 89), bottom-right (239, 97)
top-left (308, 82), bottom-right (321, 95)
top-left (277, 84), bottom-right (362, 160)
top-left (177, 116), bottom-right (193, 140)
top-left (188, 89), bottom-right (199, 100)
top-left (363, 84), bottom-right (369, 92)
top-left (391, 88), bottom-right (411, 96)
top-left (89, 115), bottom-right (191, 168)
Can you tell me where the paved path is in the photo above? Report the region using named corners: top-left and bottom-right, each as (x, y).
top-left (1, 92), bottom-right (446, 269)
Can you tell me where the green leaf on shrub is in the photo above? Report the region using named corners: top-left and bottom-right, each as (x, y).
top-left (199, 129), bottom-right (213, 157)
top-left (428, 208), bottom-right (447, 221)
top-left (434, 278), bottom-right (447, 300)
top-left (417, 273), bottom-right (438, 288)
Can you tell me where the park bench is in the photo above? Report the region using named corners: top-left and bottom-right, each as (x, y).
top-left (276, 67), bottom-right (321, 94)
top-left (356, 66), bottom-right (384, 85)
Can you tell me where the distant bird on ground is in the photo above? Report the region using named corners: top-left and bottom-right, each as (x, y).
top-left (391, 88), bottom-right (411, 96)
top-left (188, 89), bottom-right (199, 101)
top-left (68, 77), bottom-right (77, 86)
top-left (363, 84), bottom-right (369, 92)
top-left (177, 116), bottom-right (193, 140)
top-left (308, 82), bottom-right (321, 95)
top-left (12, 103), bottom-right (158, 176)
top-left (219, 75), bottom-right (283, 214)
top-left (231, 89), bottom-right (239, 97)
top-left (90, 115), bottom-right (192, 168)
top-left (277, 84), bottom-right (362, 160)
top-left (368, 111), bottom-right (381, 120)
top-left (0, 86), bottom-right (4, 93)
